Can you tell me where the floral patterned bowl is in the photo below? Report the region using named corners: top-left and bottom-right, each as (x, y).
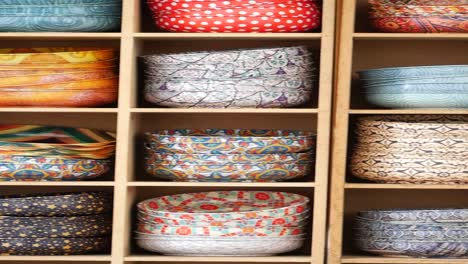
top-left (137, 210), bottom-right (310, 227)
top-left (137, 191), bottom-right (309, 221)
top-left (0, 214), bottom-right (112, 237)
top-left (136, 236), bottom-right (305, 256)
top-left (0, 192), bottom-right (112, 216)
top-left (137, 222), bottom-right (305, 237)
top-left (370, 16), bottom-right (468, 33)
top-left (0, 155), bottom-right (112, 181)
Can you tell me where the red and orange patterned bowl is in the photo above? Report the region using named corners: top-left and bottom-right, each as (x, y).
top-left (370, 16), bottom-right (468, 33)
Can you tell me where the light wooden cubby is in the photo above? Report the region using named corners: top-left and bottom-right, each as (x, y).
top-left (0, 0), bottom-right (336, 264)
top-left (328, 1), bottom-right (468, 264)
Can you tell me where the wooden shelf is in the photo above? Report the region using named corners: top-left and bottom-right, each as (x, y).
top-left (353, 33), bottom-right (468, 40)
top-left (128, 182), bottom-right (316, 187)
top-left (345, 183), bottom-right (468, 190)
top-left (125, 255), bottom-right (312, 262)
top-left (349, 109), bottom-right (468, 115)
top-left (134, 33), bottom-right (322, 39)
top-left (342, 255), bottom-right (468, 263)
top-left (131, 108), bottom-right (318, 114)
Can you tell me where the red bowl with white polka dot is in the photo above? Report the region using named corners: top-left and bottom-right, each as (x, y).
top-left (156, 15), bottom-right (320, 32)
top-left (147, 0), bottom-right (322, 33)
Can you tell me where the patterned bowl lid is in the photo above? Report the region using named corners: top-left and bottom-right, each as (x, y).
top-left (138, 191), bottom-right (309, 220)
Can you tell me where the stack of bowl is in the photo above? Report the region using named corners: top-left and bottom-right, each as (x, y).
top-left (0, 47), bottom-right (119, 107)
top-left (0, 192), bottom-right (113, 255)
top-left (135, 190), bottom-right (310, 256)
top-left (368, 0), bottom-right (468, 33)
top-left (141, 46), bottom-right (317, 108)
top-left (146, 0), bottom-right (321, 33)
top-left (358, 65), bottom-right (468, 108)
top-left (0, 124), bottom-right (116, 181)
top-left (354, 208), bottom-right (468, 258)
top-left (0, 0), bottom-right (122, 32)
top-left (144, 129), bottom-right (316, 182)
top-left (349, 115), bottom-right (468, 184)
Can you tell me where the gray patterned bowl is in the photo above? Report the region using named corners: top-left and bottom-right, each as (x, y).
top-left (136, 236), bottom-right (305, 256)
top-left (0, 237), bottom-right (111, 255)
top-left (355, 227), bottom-right (468, 241)
top-left (0, 192), bottom-right (112, 216)
top-left (358, 209), bottom-right (468, 222)
top-left (355, 238), bottom-right (468, 258)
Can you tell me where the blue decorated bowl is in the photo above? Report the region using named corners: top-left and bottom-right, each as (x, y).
top-left (0, 5), bottom-right (121, 16)
top-left (358, 65), bottom-right (468, 80)
top-left (0, 155), bottom-right (112, 181)
top-left (362, 77), bottom-right (468, 87)
top-left (363, 93), bottom-right (468, 108)
top-left (358, 208), bottom-right (468, 222)
top-left (0, 16), bottom-right (121, 32)
top-left (361, 83), bottom-right (468, 94)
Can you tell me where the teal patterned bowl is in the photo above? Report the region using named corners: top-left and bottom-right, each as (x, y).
top-left (0, 16), bottom-right (121, 32)
top-left (0, 0), bottom-right (119, 4)
top-left (0, 5), bottom-right (122, 16)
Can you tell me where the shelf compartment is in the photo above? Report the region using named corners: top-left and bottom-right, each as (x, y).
top-left (128, 112), bottom-right (318, 182)
top-left (124, 186), bottom-right (315, 258)
top-left (132, 38), bottom-right (321, 109)
top-left (125, 255), bottom-right (312, 263)
top-left (341, 189), bottom-right (468, 257)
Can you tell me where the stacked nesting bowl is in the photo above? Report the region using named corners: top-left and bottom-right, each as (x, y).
top-left (0, 124), bottom-right (116, 181)
top-left (141, 46), bottom-right (317, 108)
top-left (368, 0), bottom-right (468, 33)
top-left (359, 65), bottom-right (468, 108)
top-left (144, 129), bottom-right (316, 182)
top-left (0, 0), bottom-right (122, 32)
top-left (135, 190), bottom-right (310, 256)
top-left (146, 0), bottom-right (321, 33)
top-left (0, 192), bottom-right (113, 255)
top-left (0, 47), bottom-right (119, 107)
top-left (354, 208), bottom-right (468, 258)
top-left (349, 115), bottom-right (468, 184)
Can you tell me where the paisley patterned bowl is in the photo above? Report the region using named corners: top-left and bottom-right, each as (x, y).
top-left (136, 236), bottom-right (305, 256)
top-left (0, 155), bottom-right (112, 181)
top-left (0, 16), bottom-right (121, 32)
top-left (137, 191), bottom-right (309, 221)
top-left (137, 211), bottom-right (310, 227)
top-left (0, 192), bottom-right (112, 216)
top-left (0, 237), bottom-right (111, 255)
top-left (145, 129), bottom-right (316, 154)
top-left (0, 214), bottom-right (112, 237)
